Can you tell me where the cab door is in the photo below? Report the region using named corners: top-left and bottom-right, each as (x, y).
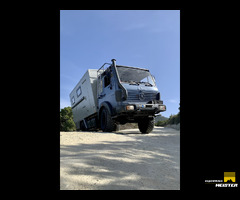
top-left (98, 69), bottom-right (115, 107)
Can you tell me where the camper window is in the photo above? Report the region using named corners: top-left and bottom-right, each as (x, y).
top-left (71, 96), bottom-right (75, 104)
top-left (76, 86), bottom-right (82, 97)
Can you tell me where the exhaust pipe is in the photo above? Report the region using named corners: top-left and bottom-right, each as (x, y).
top-left (111, 59), bottom-right (128, 101)
top-left (111, 59), bottom-right (116, 67)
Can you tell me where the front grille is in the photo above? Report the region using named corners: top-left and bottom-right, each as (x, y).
top-left (127, 90), bottom-right (157, 102)
top-left (127, 90), bottom-right (139, 101)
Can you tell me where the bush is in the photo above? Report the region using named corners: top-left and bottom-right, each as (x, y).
top-left (168, 113), bottom-right (180, 125)
top-left (155, 107), bottom-right (180, 127)
top-left (60, 107), bottom-right (76, 131)
top-left (155, 120), bottom-right (168, 126)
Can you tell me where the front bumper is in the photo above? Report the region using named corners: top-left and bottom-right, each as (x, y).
top-left (133, 103), bottom-right (166, 113)
top-left (116, 103), bottom-right (166, 115)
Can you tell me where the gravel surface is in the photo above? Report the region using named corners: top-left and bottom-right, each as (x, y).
top-left (60, 126), bottom-right (180, 190)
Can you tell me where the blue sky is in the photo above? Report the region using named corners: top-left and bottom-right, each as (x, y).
top-left (60, 10), bottom-right (180, 118)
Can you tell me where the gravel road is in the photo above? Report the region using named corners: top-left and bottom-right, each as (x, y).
top-left (60, 126), bottom-right (180, 190)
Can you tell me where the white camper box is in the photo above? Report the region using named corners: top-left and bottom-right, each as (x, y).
top-left (69, 69), bottom-right (98, 129)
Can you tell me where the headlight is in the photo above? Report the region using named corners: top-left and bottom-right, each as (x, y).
top-left (159, 105), bottom-right (166, 111)
top-left (126, 105), bottom-right (135, 110)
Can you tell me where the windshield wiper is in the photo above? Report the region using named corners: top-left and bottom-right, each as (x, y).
top-left (144, 82), bottom-right (153, 86)
top-left (137, 81), bottom-right (153, 86)
top-left (121, 80), bottom-right (153, 86)
top-left (125, 80), bottom-right (139, 85)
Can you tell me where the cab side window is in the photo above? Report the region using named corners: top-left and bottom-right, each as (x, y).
top-left (104, 74), bottom-right (111, 88)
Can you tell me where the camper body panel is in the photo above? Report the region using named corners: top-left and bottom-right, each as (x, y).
top-left (69, 69), bottom-right (98, 129)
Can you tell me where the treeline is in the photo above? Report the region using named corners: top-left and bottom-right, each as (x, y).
top-left (60, 107), bottom-right (76, 131)
top-left (155, 104), bottom-right (180, 127)
top-left (60, 104), bottom-right (180, 131)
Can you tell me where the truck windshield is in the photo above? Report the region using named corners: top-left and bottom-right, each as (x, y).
top-left (116, 66), bottom-right (156, 86)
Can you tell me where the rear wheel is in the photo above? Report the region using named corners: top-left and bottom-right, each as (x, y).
top-left (138, 117), bottom-right (155, 134)
top-left (80, 120), bottom-right (86, 131)
top-left (100, 108), bottom-right (116, 132)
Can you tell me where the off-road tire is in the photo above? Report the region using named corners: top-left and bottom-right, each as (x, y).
top-left (138, 118), bottom-right (155, 134)
top-left (100, 108), bottom-right (116, 132)
top-left (80, 120), bottom-right (86, 131)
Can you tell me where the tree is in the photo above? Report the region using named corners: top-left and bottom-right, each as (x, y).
top-left (60, 107), bottom-right (76, 131)
top-left (155, 103), bottom-right (180, 127)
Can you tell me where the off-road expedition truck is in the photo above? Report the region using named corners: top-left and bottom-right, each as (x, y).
top-left (69, 59), bottom-right (166, 134)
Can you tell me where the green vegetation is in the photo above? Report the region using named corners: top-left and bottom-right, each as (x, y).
top-left (60, 104), bottom-right (180, 130)
top-left (155, 104), bottom-right (180, 127)
top-left (60, 107), bottom-right (76, 131)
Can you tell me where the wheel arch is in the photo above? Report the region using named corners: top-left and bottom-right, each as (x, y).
top-left (98, 101), bottom-right (114, 120)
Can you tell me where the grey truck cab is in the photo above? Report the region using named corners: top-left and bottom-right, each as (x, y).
top-left (70, 59), bottom-right (166, 134)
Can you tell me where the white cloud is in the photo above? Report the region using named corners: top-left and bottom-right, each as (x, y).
top-left (168, 99), bottom-right (179, 104)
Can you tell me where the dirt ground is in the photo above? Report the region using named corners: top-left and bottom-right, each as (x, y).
top-left (60, 126), bottom-right (180, 190)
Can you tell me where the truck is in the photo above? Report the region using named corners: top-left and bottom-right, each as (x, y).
top-left (69, 59), bottom-right (166, 134)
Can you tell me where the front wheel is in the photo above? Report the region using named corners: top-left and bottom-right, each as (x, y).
top-left (100, 108), bottom-right (116, 132)
top-left (138, 118), bottom-right (155, 134)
